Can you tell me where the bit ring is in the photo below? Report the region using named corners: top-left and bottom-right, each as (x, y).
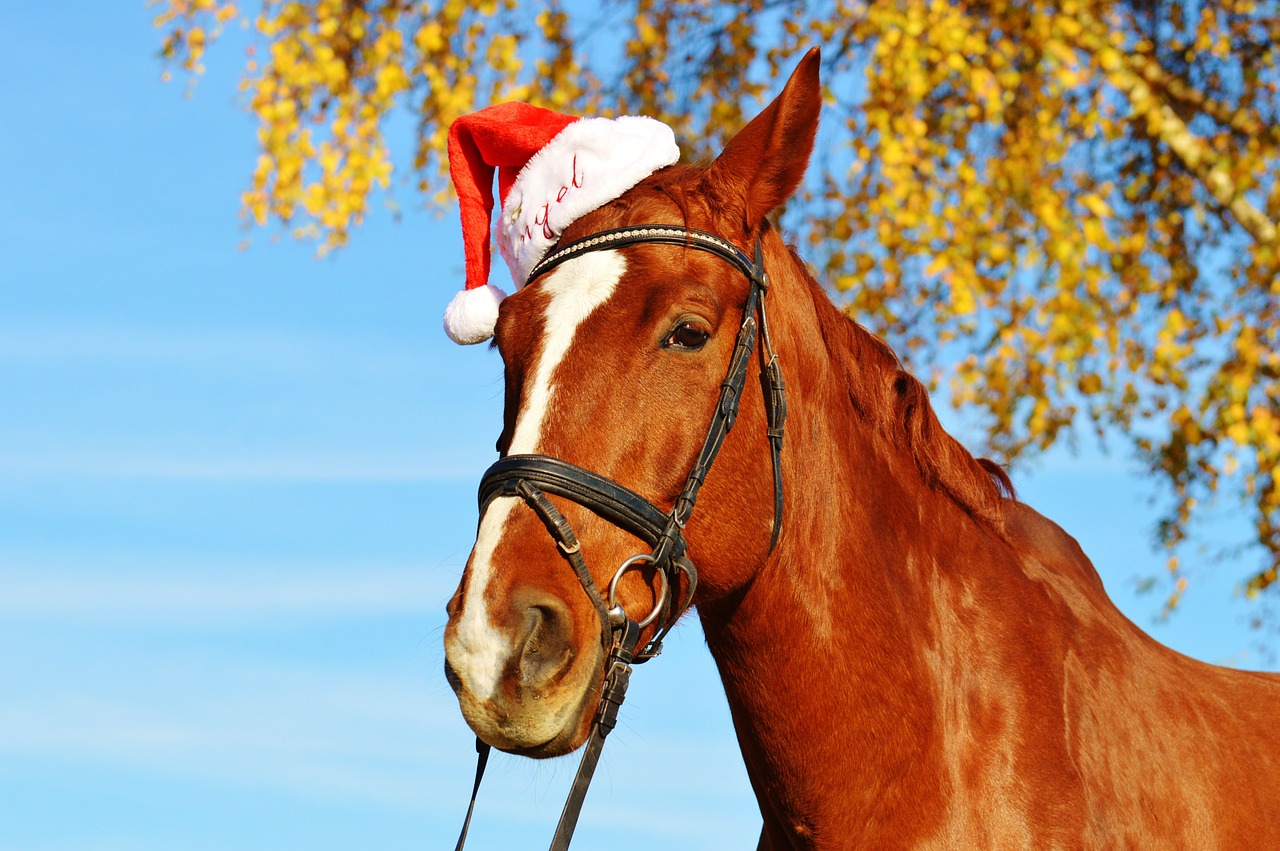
top-left (607, 554), bottom-right (670, 629)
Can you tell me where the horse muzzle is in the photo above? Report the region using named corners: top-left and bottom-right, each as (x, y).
top-left (444, 597), bottom-right (606, 757)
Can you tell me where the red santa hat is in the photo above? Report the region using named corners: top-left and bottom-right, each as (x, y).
top-left (443, 102), bottom-right (680, 344)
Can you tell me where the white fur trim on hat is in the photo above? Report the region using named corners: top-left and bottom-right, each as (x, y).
top-left (443, 283), bottom-right (508, 345)
top-left (497, 116), bottom-right (680, 286)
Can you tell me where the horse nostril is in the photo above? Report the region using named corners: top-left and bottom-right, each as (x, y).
top-left (518, 602), bottom-right (575, 691)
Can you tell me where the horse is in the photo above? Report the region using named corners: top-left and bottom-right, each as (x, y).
top-left (443, 47), bottom-right (1280, 848)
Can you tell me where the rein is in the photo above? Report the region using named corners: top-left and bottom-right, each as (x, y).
top-left (453, 224), bottom-right (787, 851)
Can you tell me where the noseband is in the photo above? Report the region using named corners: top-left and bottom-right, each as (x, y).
top-left (454, 224), bottom-right (788, 851)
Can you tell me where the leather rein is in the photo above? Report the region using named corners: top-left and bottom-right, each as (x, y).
top-left (453, 224), bottom-right (787, 851)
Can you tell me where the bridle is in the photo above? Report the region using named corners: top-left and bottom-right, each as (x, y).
top-left (453, 224), bottom-right (788, 851)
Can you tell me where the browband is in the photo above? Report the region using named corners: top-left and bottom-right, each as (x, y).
top-left (527, 225), bottom-right (765, 288)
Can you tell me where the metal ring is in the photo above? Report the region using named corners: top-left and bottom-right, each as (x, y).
top-left (607, 554), bottom-right (670, 629)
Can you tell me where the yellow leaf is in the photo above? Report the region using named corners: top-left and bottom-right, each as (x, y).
top-left (1080, 193), bottom-right (1113, 219)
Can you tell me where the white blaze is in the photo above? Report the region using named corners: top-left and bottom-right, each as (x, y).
top-left (451, 251), bottom-right (626, 700)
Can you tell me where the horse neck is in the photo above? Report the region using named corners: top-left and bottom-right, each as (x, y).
top-left (696, 245), bottom-right (1017, 841)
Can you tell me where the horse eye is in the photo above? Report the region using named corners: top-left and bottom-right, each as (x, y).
top-left (664, 321), bottom-right (710, 350)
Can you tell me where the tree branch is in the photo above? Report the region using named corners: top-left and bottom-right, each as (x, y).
top-left (1069, 16), bottom-right (1278, 247)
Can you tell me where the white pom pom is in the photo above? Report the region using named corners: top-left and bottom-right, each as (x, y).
top-left (443, 284), bottom-right (507, 345)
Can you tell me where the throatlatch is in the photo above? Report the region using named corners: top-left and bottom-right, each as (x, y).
top-left (454, 224), bottom-right (787, 851)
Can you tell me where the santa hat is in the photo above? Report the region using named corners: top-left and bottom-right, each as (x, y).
top-left (443, 102), bottom-right (680, 344)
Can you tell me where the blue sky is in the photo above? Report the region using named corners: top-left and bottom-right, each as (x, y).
top-left (1, 5), bottom-right (1272, 850)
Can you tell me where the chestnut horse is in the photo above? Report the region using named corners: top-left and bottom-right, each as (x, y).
top-left (445, 49), bottom-right (1280, 848)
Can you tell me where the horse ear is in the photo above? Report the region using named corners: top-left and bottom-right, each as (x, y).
top-left (704, 47), bottom-right (821, 231)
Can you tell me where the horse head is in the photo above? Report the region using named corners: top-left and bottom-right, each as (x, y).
top-left (444, 49), bottom-right (823, 757)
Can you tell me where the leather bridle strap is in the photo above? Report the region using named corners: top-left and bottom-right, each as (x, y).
top-left (453, 224), bottom-right (787, 851)
top-left (452, 738), bottom-right (488, 851)
top-left (481, 456), bottom-right (679, 555)
top-left (514, 479), bottom-right (612, 649)
top-left (527, 224), bottom-right (760, 282)
top-left (522, 224), bottom-right (786, 577)
top-left (548, 618), bottom-right (640, 851)
top-left (481, 453), bottom-right (699, 659)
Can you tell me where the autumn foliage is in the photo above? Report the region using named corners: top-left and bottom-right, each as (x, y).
top-left (156, 0), bottom-right (1280, 610)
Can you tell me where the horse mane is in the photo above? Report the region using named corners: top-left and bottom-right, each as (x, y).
top-left (793, 248), bottom-right (1014, 528)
